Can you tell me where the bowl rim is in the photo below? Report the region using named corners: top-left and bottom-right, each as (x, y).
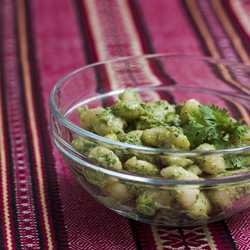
top-left (49, 53), bottom-right (250, 184)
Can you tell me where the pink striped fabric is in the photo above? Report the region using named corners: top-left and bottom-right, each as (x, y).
top-left (1, 0), bottom-right (250, 249)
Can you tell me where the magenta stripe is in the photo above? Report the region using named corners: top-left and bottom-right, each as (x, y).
top-left (197, 0), bottom-right (241, 61)
top-left (2, 0), bottom-right (40, 247)
top-left (223, 0), bottom-right (250, 58)
top-left (31, 1), bottom-right (136, 249)
top-left (74, 0), bottom-right (99, 64)
top-left (24, 0), bottom-right (70, 246)
top-left (225, 1), bottom-right (250, 41)
top-left (197, 1), bottom-right (250, 93)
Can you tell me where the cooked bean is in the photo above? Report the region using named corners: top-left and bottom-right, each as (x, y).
top-left (185, 164), bottom-right (203, 175)
top-left (186, 192), bottom-right (212, 219)
top-left (160, 155), bottom-right (193, 167)
top-left (78, 106), bottom-right (105, 132)
top-left (180, 99), bottom-right (201, 125)
top-left (93, 108), bottom-right (127, 136)
top-left (160, 165), bottom-right (199, 180)
top-left (119, 87), bottom-right (142, 103)
top-left (88, 146), bottom-right (122, 170)
top-left (136, 189), bottom-right (172, 215)
top-left (142, 127), bottom-right (190, 150)
top-left (124, 156), bottom-right (160, 175)
top-left (195, 143), bottom-right (225, 174)
top-left (102, 182), bottom-right (134, 204)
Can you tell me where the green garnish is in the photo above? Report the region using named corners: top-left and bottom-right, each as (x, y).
top-left (183, 104), bottom-right (249, 150)
top-left (224, 154), bottom-right (249, 169)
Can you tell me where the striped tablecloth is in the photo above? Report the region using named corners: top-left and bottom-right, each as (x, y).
top-left (2, 0), bottom-right (250, 249)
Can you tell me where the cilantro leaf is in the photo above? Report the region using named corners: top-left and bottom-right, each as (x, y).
top-left (183, 104), bottom-right (249, 150)
top-left (225, 153), bottom-right (249, 169)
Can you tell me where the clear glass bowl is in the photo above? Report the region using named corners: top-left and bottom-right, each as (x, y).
top-left (49, 54), bottom-right (250, 227)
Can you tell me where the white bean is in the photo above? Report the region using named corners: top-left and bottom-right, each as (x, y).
top-left (124, 156), bottom-right (160, 175)
top-left (127, 130), bottom-right (144, 137)
top-left (93, 109), bottom-right (127, 136)
top-left (160, 155), bottom-right (193, 167)
top-left (104, 133), bottom-right (119, 141)
top-left (98, 134), bottom-right (119, 150)
top-left (207, 185), bottom-right (248, 208)
top-left (185, 164), bottom-right (203, 175)
top-left (160, 166), bottom-right (200, 208)
top-left (186, 192), bottom-right (212, 219)
top-left (78, 106), bottom-right (105, 131)
top-left (136, 189), bottom-right (172, 215)
top-left (160, 165), bottom-right (199, 180)
top-left (180, 99), bottom-right (201, 125)
top-left (142, 127), bottom-right (190, 150)
top-left (83, 169), bottom-right (118, 188)
top-left (207, 188), bottom-right (233, 208)
top-left (243, 130), bottom-right (250, 146)
top-left (102, 182), bottom-right (134, 204)
top-left (111, 100), bottom-right (145, 121)
top-left (144, 101), bottom-right (175, 120)
top-left (173, 185), bottom-right (200, 208)
top-left (88, 146), bottom-right (122, 170)
top-left (195, 143), bottom-right (225, 174)
top-left (119, 87), bottom-right (142, 103)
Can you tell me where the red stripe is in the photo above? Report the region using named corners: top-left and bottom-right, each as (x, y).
top-left (30, 0), bottom-right (87, 245)
top-left (225, 0), bottom-right (250, 55)
top-left (16, 0), bottom-right (57, 247)
top-left (0, 0), bottom-right (20, 247)
top-left (0, 38), bottom-right (16, 250)
top-left (31, 0), bottom-right (136, 249)
top-left (197, 0), bottom-right (240, 61)
top-left (0, 89), bottom-right (15, 248)
top-left (76, 0), bottom-right (99, 64)
top-left (210, 0), bottom-right (250, 64)
top-left (2, 0), bottom-right (40, 247)
top-left (137, 0), bottom-right (206, 55)
top-left (127, 0), bottom-right (155, 54)
top-left (208, 221), bottom-right (236, 249)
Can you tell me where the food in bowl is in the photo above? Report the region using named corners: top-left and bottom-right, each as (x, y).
top-left (71, 87), bottom-right (250, 221)
top-left (50, 54), bottom-right (250, 226)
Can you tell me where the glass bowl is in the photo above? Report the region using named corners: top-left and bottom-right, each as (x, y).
top-left (49, 54), bottom-right (250, 227)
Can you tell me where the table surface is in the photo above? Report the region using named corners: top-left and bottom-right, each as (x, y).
top-left (2, 0), bottom-right (250, 249)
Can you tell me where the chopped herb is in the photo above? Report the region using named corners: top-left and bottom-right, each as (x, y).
top-left (183, 104), bottom-right (249, 150)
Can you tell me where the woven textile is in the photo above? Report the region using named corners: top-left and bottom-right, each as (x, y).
top-left (1, 0), bottom-right (250, 249)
